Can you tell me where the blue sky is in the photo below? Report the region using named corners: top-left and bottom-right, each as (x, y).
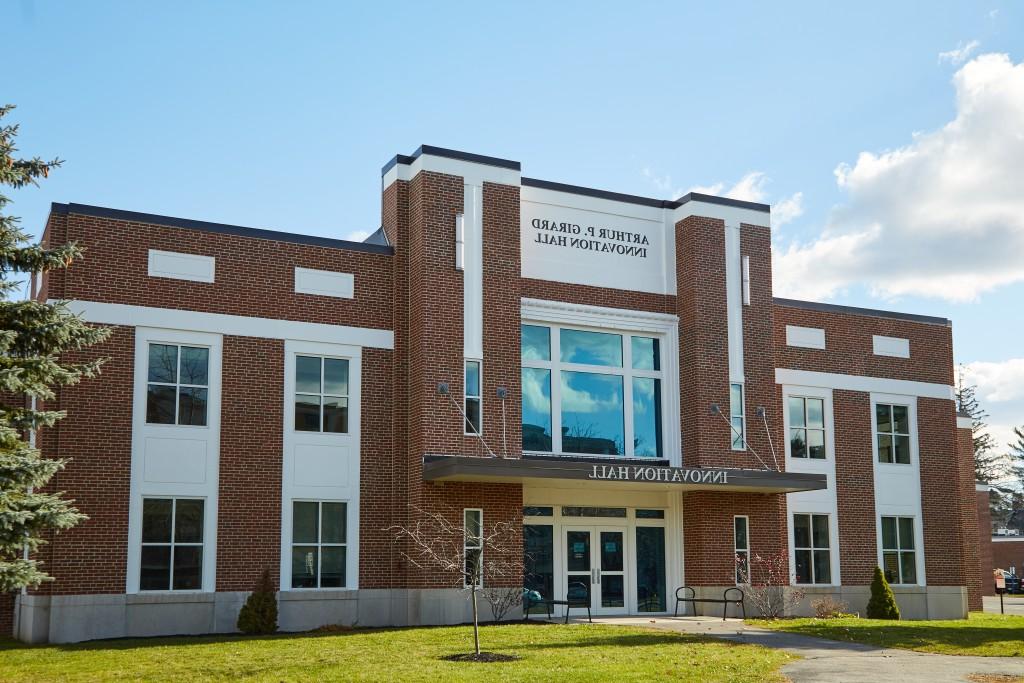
top-left (4, 1), bottom-right (1022, 464)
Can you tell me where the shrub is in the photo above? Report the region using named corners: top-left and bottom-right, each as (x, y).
top-left (237, 568), bottom-right (279, 634)
top-left (866, 565), bottom-right (900, 620)
top-left (811, 595), bottom-right (849, 619)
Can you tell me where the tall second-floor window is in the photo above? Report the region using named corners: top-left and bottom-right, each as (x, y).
top-left (788, 396), bottom-right (825, 459)
top-left (876, 403), bottom-right (911, 464)
top-left (295, 355), bottom-right (349, 433)
top-left (465, 360), bottom-right (482, 435)
top-left (520, 324), bottom-right (662, 458)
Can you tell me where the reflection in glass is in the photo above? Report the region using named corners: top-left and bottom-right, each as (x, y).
top-left (296, 356), bottom-right (321, 394)
top-left (291, 547), bottom-right (317, 588)
top-left (148, 344), bottom-right (177, 383)
top-left (292, 502), bottom-right (319, 544)
top-left (147, 385), bottom-right (176, 424)
top-left (521, 368), bottom-right (552, 452)
top-left (321, 546), bottom-right (346, 587)
top-left (172, 546), bottom-right (202, 590)
top-left (323, 397), bottom-right (348, 433)
top-left (566, 531), bottom-right (590, 572)
top-left (178, 387), bottom-right (208, 426)
top-left (295, 395), bottom-right (321, 432)
top-left (179, 346), bottom-right (209, 386)
top-left (560, 329), bottom-right (622, 367)
top-left (601, 574), bottom-right (624, 608)
top-left (631, 337), bottom-right (659, 370)
top-left (321, 502), bottom-right (347, 544)
top-left (632, 378), bottom-right (662, 458)
top-left (636, 527), bottom-right (666, 612)
top-left (561, 371), bottom-right (624, 455)
top-left (142, 499), bottom-right (173, 543)
top-left (323, 359), bottom-right (348, 396)
top-left (140, 546), bottom-right (171, 590)
top-left (524, 525), bottom-right (553, 612)
top-left (600, 532), bottom-right (623, 572)
top-left (521, 325), bottom-right (551, 361)
top-left (174, 499), bottom-right (204, 543)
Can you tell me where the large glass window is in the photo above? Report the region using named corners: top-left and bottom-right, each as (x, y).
top-left (788, 396), bottom-right (825, 459)
top-left (881, 516), bottom-right (917, 584)
top-left (146, 344), bottom-right (209, 426)
top-left (524, 524), bottom-right (553, 613)
top-left (291, 501), bottom-right (347, 588)
top-left (295, 356), bottom-right (349, 433)
top-left (734, 516), bottom-right (749, 584)
top-left (636, 526), bottom-right (666, 612)
top-left (793, 513), bottom-right (831, 584)
top-left (521, 324), bottom-right (664, 458)
top-left (140, 498), bottom-right (204, 591)
top-left (876, 403), bottom-right (911, 464)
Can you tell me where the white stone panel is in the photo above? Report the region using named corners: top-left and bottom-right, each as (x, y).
top-left (786, 325), bottom-right (826, 349)
top-left (294, 267), bottom-right (355, 299)
top-left (147, 249), bottom-right (215, 283)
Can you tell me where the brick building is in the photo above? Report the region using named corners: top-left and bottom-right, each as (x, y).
top-left (8, 146), bottom-right (981, 643)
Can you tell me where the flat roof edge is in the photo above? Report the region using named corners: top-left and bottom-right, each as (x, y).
top-left (676, 191), bottom-right (771, 213)
top-left (522, 177), bottom-right (677, 209)
top-left (382, 145), bottom-right (520, 175)
top-left (774, 297), bottom-right (951, 326)
top-left (56, 203), bottom-right (394, 255)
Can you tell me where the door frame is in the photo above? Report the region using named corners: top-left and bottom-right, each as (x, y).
top-left (561, 525), bottom-right (630, 616)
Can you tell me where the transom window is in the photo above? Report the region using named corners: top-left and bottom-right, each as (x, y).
top-left (788, 396), bottom-right (825, 459)
top-left (521, 324), bottom-right (663, 458)
top-left (291, 501), bottom-right (347, 588)
top-left (881, 516), bottom-right (917, 584)
top-left (793, 513), bottom-right (831, 584)
top-left (146, 344), bottom-right (209, 426)
top-left (295, 355), bottom-right (349, 433)
top-left (140, 498), bottom-right (204, 591)
top-left (876, 403), bottom-right (911, 464)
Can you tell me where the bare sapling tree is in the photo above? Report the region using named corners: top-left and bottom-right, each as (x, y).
top-left (736, 552), bottom-right (805, 619)
top-left (388, 506), bottom-right (523, 657)
top-left (480, 585), bottom-right (522, 623)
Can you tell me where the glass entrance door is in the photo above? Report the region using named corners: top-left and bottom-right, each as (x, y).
top-left (563, 526), bottom-right (628, 615)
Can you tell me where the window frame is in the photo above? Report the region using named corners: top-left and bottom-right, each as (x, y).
top-left (289, 499), bottom-right (349, 590)
top-left (464, 508), bottom-right (483, 588)
top-left (145, 342), bottom-right (211, 427)
top-left (520, 323), bottom-right (665, 459)
top-left (791, 512), bottom-right (832, 585)
top-left (730, 383), bottom-right (746, 451)
top-left (787, 395), bottom-right (827, 460)
top-left (875, 402), bottom-right (912, 465)
top-left (139, 496), bottom-right (206, 593)
top-left (293, 354), bottom-right (351, 434)
top-left (464, 359), bottom-right (483, 436)
top-left (734, 515), bottom-right (750, 584)
top-left (879, 515), bottom-right (919, 585)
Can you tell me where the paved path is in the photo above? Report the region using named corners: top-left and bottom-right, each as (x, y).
top-left (985, 595), bottom-right (1024, 616)
top-left (588, 615), bottom-right (1024, 682)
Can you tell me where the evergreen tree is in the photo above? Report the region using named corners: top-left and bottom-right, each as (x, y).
top-left (955, 366), bottom-right (1005, 483)
top-left (237, 568), bottom-right (278, 635)
top-left (1008, 426), bottom-right (1024, 493)
top-left (866, 565), bottom-right (900, 620)
top-left (0, 104), bottom-right (110, 591)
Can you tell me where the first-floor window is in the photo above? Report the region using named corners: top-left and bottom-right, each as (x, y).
top-left (291, 501), bottom-right (347, 588)
top-left (465, 360), bottom-right (482, 435)
top-left (793, 513), bottom-right (831, 584)
top-left (881, 516), bottom-right (917, 584)
top-left (464, 509), bottom-right (483, 588)
top-left (734, 516), bottom-right (750, 583)
top-left (140, 497), bottom-right (204, 591)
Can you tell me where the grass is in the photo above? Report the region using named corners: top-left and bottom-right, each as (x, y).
top-left (0, 623), bottom-right (794, 682)
top-left (751, 612), bottom-right (1024, 657)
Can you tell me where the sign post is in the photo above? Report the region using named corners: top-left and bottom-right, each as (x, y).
top-left (995, 573), bottom-right (1006, 614)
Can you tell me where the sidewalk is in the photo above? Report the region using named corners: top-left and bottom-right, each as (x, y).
top-left (589, 615), bottom-right (1024, 683)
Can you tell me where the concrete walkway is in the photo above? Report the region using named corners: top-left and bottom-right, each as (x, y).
top-left (588, 615), bottom-right (1024, 682)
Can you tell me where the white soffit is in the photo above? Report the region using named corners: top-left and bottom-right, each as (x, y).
top-left (786, 325), bottom-right (826, 350)
top-left (873, 335), bottom-right (910, 358)
top-left (147, 249), bottom-right (215, 283)
top-left (294, 267), bottom-right (355, 300)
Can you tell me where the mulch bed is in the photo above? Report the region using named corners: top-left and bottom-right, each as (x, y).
top-left (440, 652), bottom-right (521, 663)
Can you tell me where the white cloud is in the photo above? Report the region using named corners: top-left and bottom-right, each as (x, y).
top-left (962, 359), bottom-right (1024, 403)
top-left (939, 40), bottom-right (981, 65)
top-left (772, 192), bottom-right (804, 229)
top-left (774, 53), bottom-right (1024, 302)
top-left (690, 171), bottom-right (768, 203)
top-left (341, 229), bottom-right (371, 242)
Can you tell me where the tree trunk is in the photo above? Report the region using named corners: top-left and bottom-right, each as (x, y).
top-left (471, 587), bottom-right (480, 655)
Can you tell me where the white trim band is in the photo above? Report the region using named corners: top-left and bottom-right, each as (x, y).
top-left (774, 368), bottom-right (954, 401)
top-left (61, 300), bottom-right (394, 350)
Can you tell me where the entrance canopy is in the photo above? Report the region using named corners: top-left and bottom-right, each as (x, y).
top-left (423, 455), bottom-right (826, 494)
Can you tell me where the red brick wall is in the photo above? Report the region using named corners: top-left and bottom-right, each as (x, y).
top-left (832, 390), bottom-right (878, 585)
top-left (918, 398), bottom-right (967, 587)
top-left (0, 592), bottom-right (13, 638)
top-left (774, 303), bottom-right (954, 386)
top-left (37, 326), bottom-right (135, 595)
top-left (958, 427), bottom-right (982, 610)
top-left (992, 539), bottom-right (1024, 575)
top-left (977, 488), bottom-right (994, 596)
top-left (215, 336), bottom-right (284, 591)
top-left (358, 347), bottom-right (397, 589)
top-left (521, 278), bottom-right (675, 315)
top-left (49, 212), bottom-right (393, 331)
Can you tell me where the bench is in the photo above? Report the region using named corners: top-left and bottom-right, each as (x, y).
top-left (523, 582), bottom-right (593, 624)
top-left (673, 586), bottom-right (745, 620)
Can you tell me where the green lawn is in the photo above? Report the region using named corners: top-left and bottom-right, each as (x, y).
top-left (752, 612), bottom-right (1024, 657)
top-left (0, 623), bottom-right (794, 682)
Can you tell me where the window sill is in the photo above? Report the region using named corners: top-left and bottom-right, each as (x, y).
top-left (126, 591), bottom-right (215, 605)
top-left (280, 588), bottom-right (358, 601)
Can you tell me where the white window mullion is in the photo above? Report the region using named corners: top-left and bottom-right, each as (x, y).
top-left (550, 327), bottom-right (563, 454)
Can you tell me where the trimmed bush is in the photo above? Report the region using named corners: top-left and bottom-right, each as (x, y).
top-left (237, 568), bottom-right (279, 635)
top-left (866, 565), bottom-right (900, 620)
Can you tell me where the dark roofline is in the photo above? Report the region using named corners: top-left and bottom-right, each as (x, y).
top-left (382, 144), bottom-right (520, 176)
top-left (521, 178), bottom-right (770, 214)
top-left (774, 297), bottom-right (951, 327)
top-left (51, 203), bottom-right (394, 255)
